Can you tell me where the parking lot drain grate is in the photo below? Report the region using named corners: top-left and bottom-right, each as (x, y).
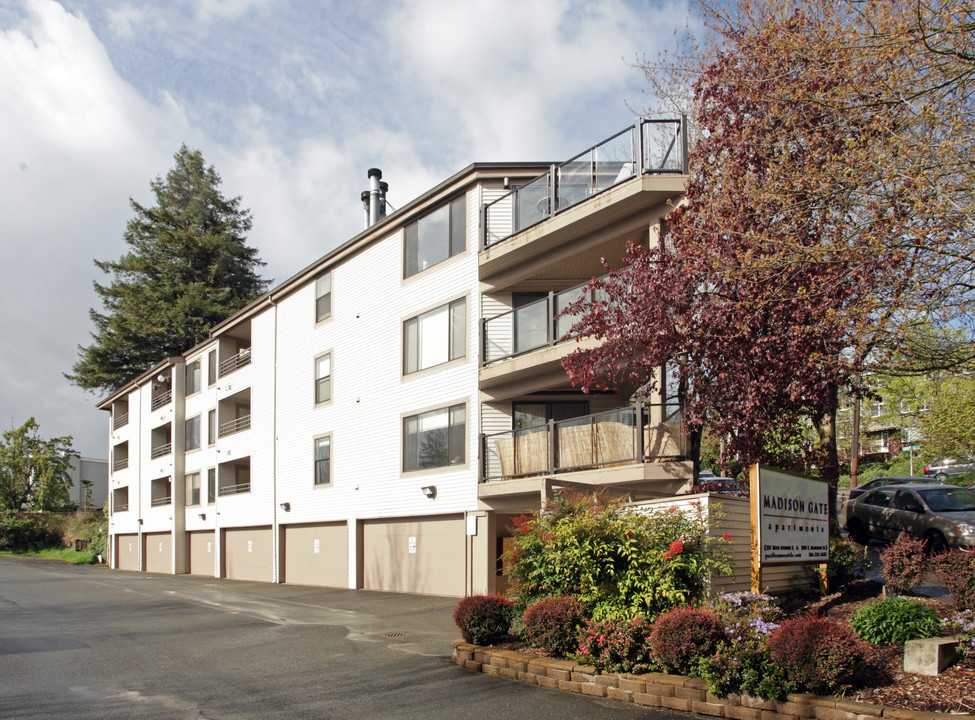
top-left (380, 632), bottom-right (414, 640)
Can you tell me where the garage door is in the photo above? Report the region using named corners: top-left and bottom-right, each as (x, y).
top-left (362, 514), bottom-right (465, 596)
top-left (281, 522), bottom-right (348, 588)
top-left (115, 533), bottom-right (139, 571)
top-left (143, 532), bottom-right (172, 574)
top-left (222, 526), bottom-right (272, 582)
top-left (187, 530), bottom-right (215, 576)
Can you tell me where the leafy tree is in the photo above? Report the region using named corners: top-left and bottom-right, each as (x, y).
top-left (563, 0), bottom-right (975, 491)
top-left (0, 418), bottom-right (75, 512)
top-left (67, 146), bottom-right (271, 394)
top-left (918, 374), bottom-right (975, 458)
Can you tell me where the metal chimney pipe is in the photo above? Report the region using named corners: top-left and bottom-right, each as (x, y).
top-left (367, 168), bottom-right (383, 227)
top-left (360, 190), bottom-right (370, 229)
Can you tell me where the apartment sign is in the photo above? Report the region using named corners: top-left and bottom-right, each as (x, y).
top-left (751, 465), bottom-right (829, 565)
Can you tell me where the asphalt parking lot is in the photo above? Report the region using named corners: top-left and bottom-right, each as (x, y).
top-left (0, 559), bottom-right (694, 720)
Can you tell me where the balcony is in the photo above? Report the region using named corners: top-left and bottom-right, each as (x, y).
top-left (482, 280), bottom-right (604, 364)
top-left (113, 411), bottom-right (129, 430)
top-left (151, 389), bottom-right (172, 411)
top-left (218, 414), bottom-right (251, 438)
top-left (150, 495), bottom-right (172, 507)
top-left (218, 482), bottom-right (250, 497)
top-left (481, 403), bottom-right (686, 483)
top-left (482, 118), bottom-right (687, 251)
top-left (219, 348), bottom-right (251, 377)
top-left (150, 442), bottom-right (172, 459)
top-left (112, 456), bottom-right (128, 472)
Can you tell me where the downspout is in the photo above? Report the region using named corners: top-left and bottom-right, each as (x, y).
top-left (271, 295), bottom-right (280, 583)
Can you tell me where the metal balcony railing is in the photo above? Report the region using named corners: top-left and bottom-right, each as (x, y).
top-left (150, 495), bottom-right (171, 507)
top-left (113, 412), bottom-right (129, 430)
top-left (481, 276), bottom-right (609, 364)
top-left (219, 348), bottom-right (252, 377)
top-left (218, 414), bottom-right (251, 438)
top-left (218, 481), bottom-right (251, 497)
top-left (112, 456), bottom-right (129, 472)
top-left (151, 389), bottom-right (172, 410)
top-left (480, 401), bottom-right (686, 482)
top-left (113, 503), bottom-right (128, 513)
top-left (481, 117), bottom-right (687, 250)
top-left (150, 443), bottom-right (172, 459)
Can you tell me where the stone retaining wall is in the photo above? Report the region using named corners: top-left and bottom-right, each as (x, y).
top-left (452, 641), bottom-right (973, 720)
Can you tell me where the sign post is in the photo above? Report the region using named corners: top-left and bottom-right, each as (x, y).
top-left (750, 464), bottom-right (830, 594)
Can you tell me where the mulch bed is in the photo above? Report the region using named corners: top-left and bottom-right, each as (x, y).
top-left (807, 580), bottom-right (975, 715)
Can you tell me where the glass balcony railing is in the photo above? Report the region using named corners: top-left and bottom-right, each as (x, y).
top-left (482, 117), bottom-right (687, 250)
top-left (480, 401), bottom-right (686, 482)
top-left (481, 278), bottom-right (607, 364)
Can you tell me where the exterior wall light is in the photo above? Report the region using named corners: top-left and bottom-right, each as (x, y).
top-left (279, 502), bottom-right (291, 512)
top-left (421, 486), bottom-right (437, 499)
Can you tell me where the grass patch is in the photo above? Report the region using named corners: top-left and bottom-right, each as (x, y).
top-left (0, 547), bottom-right (97, 564)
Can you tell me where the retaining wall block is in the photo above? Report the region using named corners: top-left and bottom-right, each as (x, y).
top-left (645, 682), bottom-right (677, 697)
top-left (833, 700), bottom-right (882, 718)
top-left (633, 693), bottom-right (663, 707)
top-left (517, 671), bottom-right (536, 684)
top-left (725, 706), bottom-right (763, 720)
top-left (593, 674), bottom-right (620, 688)
top-left (581, 684), bottom-right (608, 698)
top-left (571, 671), bottom-right (596, 683)
top-left (608, 687), bottom-right (634, 703)
top-left (774, 699), bottom-right (816, 718)
top-left (692, 700), bottom-right (727, 717)
top-left (558, 680), bottom-right (582, 693)
top-left (536, 675), bottom-right (559, 689)
top-left (662, 696), bottom-right (693, 712)
top-left (676, 686), bottom-right (708, 703)
top-left (618, 677), bottom-right (647, 693)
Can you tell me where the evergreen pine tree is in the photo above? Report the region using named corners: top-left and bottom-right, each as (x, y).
top-left (67, 145), bottom-right (271, 394)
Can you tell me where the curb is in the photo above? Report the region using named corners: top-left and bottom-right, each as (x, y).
top-left (452, 641), bottom-right (974, 720)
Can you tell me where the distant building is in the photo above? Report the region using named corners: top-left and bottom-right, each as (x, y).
top-left (66, 455), bottom-right (108, 511)
top-left (99, 118), bottom-right (693, 595)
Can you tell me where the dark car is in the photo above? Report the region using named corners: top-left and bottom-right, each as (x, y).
top-left (844, 484), bottom-right (975, 553)
top-left (847, 476), bottom-right (940, 502)
top-left (923, 458), bottom-right (975, 481)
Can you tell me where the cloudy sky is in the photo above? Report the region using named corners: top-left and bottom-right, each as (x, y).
top-left (0, 0), bottom-right (694, 458)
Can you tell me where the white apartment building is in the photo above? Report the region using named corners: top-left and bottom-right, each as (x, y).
top-left (100, 118), bottom-right (693, 597)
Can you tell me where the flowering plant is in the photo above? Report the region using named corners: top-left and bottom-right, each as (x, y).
top-left (943, 610), bottom-right (975, 657)
top-left (574, 617), bottom-right (654, 674)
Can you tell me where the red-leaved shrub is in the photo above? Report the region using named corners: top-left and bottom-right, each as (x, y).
top-left (931, 551), bottom-right (975, 610)
top-left (767, 615), bottom-right (867, 695)
top-left (649, 606), bottom-right (726, 676)
top-left (453, 594), bottom-right (513, 645)
top-left (575, 617), bottom-right (654, 674)
top-left (880, 534), bottom-right (927, 595)
top-left (521, 596), bottom-right (587, 657)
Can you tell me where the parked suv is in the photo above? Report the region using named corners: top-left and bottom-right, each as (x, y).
top-left (924, 458), bottom-right (975, 481)
top-left (844, 483), bottom-right (975, 553)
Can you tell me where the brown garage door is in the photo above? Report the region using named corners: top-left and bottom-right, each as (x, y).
top-left (222, 526), bottom-right (272, 582)
top-left (187, 530), bottom-right (215, 576)
top-left (362, 514), bottom-right (465, 596)
top-left (281, 522), bottom-right (347, 588)
top-left (143, 532), bottom-right (172, 574)
top-left (115, 533), bottom-right (139, 571)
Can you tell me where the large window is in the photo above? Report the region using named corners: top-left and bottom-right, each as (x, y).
top-left (315, 353), bottom-right (331, 404)
top-left (404, 196), bottom-right (466, 278)
top-left (208, 409), bottom-right (216, 446)
top-left (314, 435), bottom-right (331, 486)
top-left (112, 486), bottom-right (129, 513)
top-left (186, 472), bottom-right (201, 506)
top-left (403, 298), bottom-right (466, 374)
top-left (403, 403), bottom-right (466, 472)
top-left (185, 360), bottom-right (201, 395)
top-left (207, 468), bottom-right (216, 503)
top-left (208, 349), bottom-right (217, 386)
top-left (185, 415), bottom-right (201, 452)
top-left (316, 272), bottom-right (332, 322)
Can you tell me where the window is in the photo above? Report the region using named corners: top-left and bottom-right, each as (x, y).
top-left (403, 403), bottom-right (466, 472)
top-left (185, 360), bottom-right (201, 395)
top-left (208, 409), bottom-right (216, 446)
top-left (315, 353), bottom-right (331, 404)
top-left (185, 415), bottom-right (201, 452)
top-left (207, 468), bottom-right (216, 503)
top-left (404, 298), bottom-right (466, 374)
top-left (314, 436), bottom-right (331, 486)
top-left (186, 472), bottom-right (201, 506)
top-left (151, 477), bottom-right (171, 506)
top-left (316, 272), bottom-right (331, 322)
top-left (404, 196), bottom-right (466, 278)
top-left (208, 349), bottom-right (217, 386)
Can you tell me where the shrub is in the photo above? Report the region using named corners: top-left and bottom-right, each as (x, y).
top-left (521, 596), bottom-right (587, 657)
top-left (574, 617), bottom-right (654, 674)
top-left (649, 606), bottom-right (726, 676)
top-left (452, 595), bottom-right (513, 645)
top-left (879, 534), bottom-right (927, 595)
top-left (849, 597), bottom-right (942, 645)
top-left (700, 593), bottom-right (785, 699)
top-left (931, 550), bottom-right (975, 610)
top-left (504, 492), bottom-right (732, 621)
top-left (767, 615), bottom-right (867, 695)
top-left (942, 610), bottom-right (975, 657)
top-left (0, 512), bottom-right (63, 551)
top-left (826, 538), bottom-right (869, 591)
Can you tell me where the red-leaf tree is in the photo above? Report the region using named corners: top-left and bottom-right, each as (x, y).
top-left (562, 0), bottom-right (974, 487)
